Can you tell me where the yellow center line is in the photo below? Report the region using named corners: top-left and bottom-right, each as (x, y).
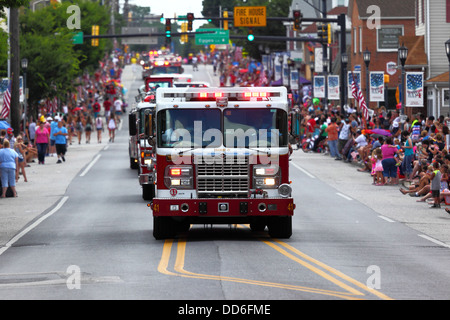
top-left (273, 239), bottom-right (394, 300)
top-left (157, 239), bottom-right (365, 300)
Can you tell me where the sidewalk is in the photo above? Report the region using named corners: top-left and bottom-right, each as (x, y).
top-left (290, 150), bottom-right (450, 247)
top-left (0, 140), bottom-right (107, 246)
top-left (0, 64), bottom-right (136, 248)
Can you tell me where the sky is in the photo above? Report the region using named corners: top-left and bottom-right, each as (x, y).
top-left (129, 0), bottom-right (205, 27)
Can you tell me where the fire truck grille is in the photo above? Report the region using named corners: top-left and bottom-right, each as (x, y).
top-left (196, 156), bottom-right (249, 196)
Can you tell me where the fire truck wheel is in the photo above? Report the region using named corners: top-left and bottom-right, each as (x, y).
top-left (153, 217), bottom-right (177, 240)
top-left (142, 185), bottom-right (155, 200)
top-left (267, 216), bottom-right (292, 239)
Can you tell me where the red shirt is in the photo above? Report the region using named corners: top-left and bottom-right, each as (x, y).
top-left (103, 100), bottom-right (111, 111)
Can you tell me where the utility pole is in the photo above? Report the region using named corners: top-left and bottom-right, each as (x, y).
top-left (339, 14), bottom-right (347, 116)
top-left (322, 0), bottom-right (328, 111)
top-left (9, 7), bottom-right (20, 133)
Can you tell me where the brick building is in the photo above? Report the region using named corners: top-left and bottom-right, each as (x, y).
top-left (348, 0), bottom-right (421, 117)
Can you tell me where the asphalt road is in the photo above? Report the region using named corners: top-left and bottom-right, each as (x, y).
top-left (1, 64), bottom-right (450, 302)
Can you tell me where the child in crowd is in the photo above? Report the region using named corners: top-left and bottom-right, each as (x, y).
top-left (371, 148), bottom-right (384, 186)
top-left (429, 162), bottom-right (442, 208)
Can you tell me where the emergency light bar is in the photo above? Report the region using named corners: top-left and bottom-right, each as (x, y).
top-left (158, 87), bottom-right (286, 103)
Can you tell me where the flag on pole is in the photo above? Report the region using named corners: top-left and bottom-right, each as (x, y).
top-left (1, 80), bottom-right (11, 119)
top-left (350, 72), bottom-right (369, 121)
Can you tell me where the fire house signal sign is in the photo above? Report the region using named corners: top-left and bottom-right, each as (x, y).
top-left (234, 6), bottom-right (267, 27)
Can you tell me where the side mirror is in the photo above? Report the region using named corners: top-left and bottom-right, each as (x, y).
top-left (129, 113), bottom-right (137, 136)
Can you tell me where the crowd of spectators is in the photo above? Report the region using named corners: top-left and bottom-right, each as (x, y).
top-left (297, 102), bottom-right (450, 212)
top-left (0, 53), bottom-right (126, 198)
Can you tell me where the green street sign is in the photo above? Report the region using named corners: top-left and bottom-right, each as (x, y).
top-left (195, 28), bottom-right (229, 45)
top-left (72, 31), bottom-right (83, 44)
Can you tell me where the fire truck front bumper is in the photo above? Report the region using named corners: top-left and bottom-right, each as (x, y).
top-left (150, 198), bottom-right (295, 217)
top-left (139, 173), bottom-right (154, 185)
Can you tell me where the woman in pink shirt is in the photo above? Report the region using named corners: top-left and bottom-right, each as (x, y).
top-left (381, 136), bottom-right (399, 185)
top-left (35, 120), bottom-right (50, 164)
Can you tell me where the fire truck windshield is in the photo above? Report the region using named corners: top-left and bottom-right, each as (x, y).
top-left (151, 66), bottom-right (182, 74)
top-left (157, 108), bottom-right (288, 149)
top-left (147, 81), bottom-right (171, 92)
top-left (223, 108), bottom-right (288, 148)
top-left (158, 108), bottom-right (221, 148)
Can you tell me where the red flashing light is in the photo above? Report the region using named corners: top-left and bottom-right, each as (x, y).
top-left (199, 92), bottom-right (208, 98)
top-left (214, 92), bottom-right (223, 98)
top-left (170, 168), bottom-right (181, 176)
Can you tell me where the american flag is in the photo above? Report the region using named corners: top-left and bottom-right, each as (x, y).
top-left (350, 73), bottom-right (369, 121)
top-left (1, 80), bottom-right (11, 119)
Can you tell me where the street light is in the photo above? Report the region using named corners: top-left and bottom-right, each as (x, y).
top-left (21, 58), bottom-right (28, 134)
top-left (341, 53), bottom-right (348, 116)
top-left (363, 48), bottom-right (371, 107)
top-left (323, 58), bottom-right (328, 110)
top-left (445, 39), bottom-right (450, 108)
top-left (287, 58), bottom-right (295, 91)
top-left (398, 44), bottom-right (408, 115)
top-left (278, 55), bottom-right (284, 86)
top-left (295, 59), bottom-right (303, 103)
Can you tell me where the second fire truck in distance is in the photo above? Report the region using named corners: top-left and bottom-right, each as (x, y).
top-left (149, 87), bottom-right (295, 239)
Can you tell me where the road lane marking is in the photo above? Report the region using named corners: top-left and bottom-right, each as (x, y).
top-left (378, 215), bottom-right (395, 223)
top-left (79, 154), bottom-right (101, 177)
top-left (171, 239), bottom-right (360, 299)
top-left (336, 192), bottom-right (353, 201)
top-left (271, 239), bottom-right (393, 300)
top-left (418, 234), bottom-right (450, 249)
top-left (158, 236), bottom-right (393, 300)
top-left (290, 162), bottom-right (315, 179)
top-left (0, 196), bottom-right (69, 257)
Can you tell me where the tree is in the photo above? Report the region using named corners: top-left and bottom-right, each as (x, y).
top-left (19, 0), bottom-right (111, 112)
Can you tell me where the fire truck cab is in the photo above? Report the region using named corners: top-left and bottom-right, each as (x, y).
top-left (150, 87), bottom-right (295, 239)
top-left (128, 101), bottom-right (156, 200)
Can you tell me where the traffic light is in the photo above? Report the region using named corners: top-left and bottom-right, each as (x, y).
top-left (91, 25), bottom-right (99, 46)
top-left (317, 23), bottom-right (327, 43)
top-left (165, 18), bottom-right (171, 46)
top-left (181, 22), bottom-right (188, 43)
top-left (293, 10), bottom-right (302, 30)
top-left (247, 28), bottom-right (254, 41)
top-left (327, 23), bottom-right (332, 44)
top-left (187, 12), bottom-right (194, 31)
top-left (223, 10), bottom-right (228, 30)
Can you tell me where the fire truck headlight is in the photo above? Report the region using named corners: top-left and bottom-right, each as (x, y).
top-left (164, 165), bottom-right (193, 189)
top-left (144, 158), bottom-right (152, 166)
top-left (278, 184), bottom-right (292, 198)
top-left (254, 165), bottom-right (279, 176)
top-left (253, 165), bottom-right (280, 189)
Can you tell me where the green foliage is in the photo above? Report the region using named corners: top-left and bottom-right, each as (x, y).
top-left (20, 31), bottom-right (80, 105)
top-left (0, 29), bottom-right (8, 78)
top-left (17, 0), bottom-right (111, 104)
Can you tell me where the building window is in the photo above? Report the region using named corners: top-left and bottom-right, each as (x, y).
top-left (447, 0), bottom-right (450, 23)
top-left (359, 27), bottom-right (362, 53)
top-left (353, 27), bottom-right (357, 54)
top-left (376, 26), bottom-right (404, 52)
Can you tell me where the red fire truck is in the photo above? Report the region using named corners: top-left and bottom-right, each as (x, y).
top-left (128, 101), bottom-right (156, 200)
top-left (149, 87), bottom-right (295, 239)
